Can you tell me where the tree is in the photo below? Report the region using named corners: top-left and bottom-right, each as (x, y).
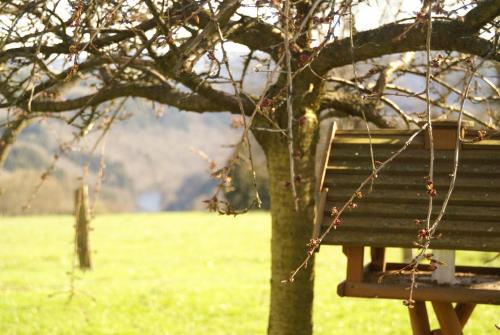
top-left (0, 1), bottom-right (498, 334)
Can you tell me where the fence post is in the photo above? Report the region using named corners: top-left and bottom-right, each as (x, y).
top-left (74, 184), bottom-right (92, 270)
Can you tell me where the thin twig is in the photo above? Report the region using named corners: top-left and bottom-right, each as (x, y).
top-left (284, 0), bottom-right (299, 210)
top-left (348, 1), bottom-right (375, 174)
top-left (207, 0), bottom-right (262, 208)
top-left (424, 2), bottom-right (435, 233)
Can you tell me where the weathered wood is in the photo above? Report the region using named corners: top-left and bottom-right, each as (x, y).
top-left (320, 217), bottom-right (499, 235)
top-left (332, 129), bottom-right (499, 150)
top-left (335, 129), bottom-right (422, 137)
top-left (327, 188), bottom-right (500, 207)
top-left (343, 246), bottom-right (364, 283)
top-left (454, 303), bottom-right (475, 328)
top-left (462, 140), bottom-right (500, 150)
top-left (425, 121), bottom-right (466, 150)
top-left (384, 263), bottom-right (500, 276)
top-left (331, 136), bottom-right (424, 147)
top-left (328, 195), bottom-right (500, 208)
top-left (323, 201), bottom-right (500, 222)
top-left (321, 229), bottom-right (500, 251)
top-left (312, 188), bottom-right (328, 241)
top-left (431, 302), bottom-right (463, 335)
top-left (326, 161), bottom-right (500, 176)
top-left (324, 174), bottom-right (500, 191)
top-left (329, 147), bottom-right (500, 163)
top-left (409, 301), bottom-right (432, 335)
top-left (75, 184), bottom-right (92, 270)
top-left (338, 281), bottom-right (500, 305)
top-left (369, 247), bottom-right (386, 272)
top-left (339, 262), bottom-right (500, 304)
top-left (317, 123), bottom-right (337, 192)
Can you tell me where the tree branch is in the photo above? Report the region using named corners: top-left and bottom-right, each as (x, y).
top-left (319, 92), bottom-right (393, 128)
top-left (463, 0), bottom-right (500, 32)
top-left (327, 76), bottom-right (419, 127)
top-left (26, 83), bottom-right (233, 114)
top-left (227, 15), bottom-right (284, 60)
top-left (314, 11), bottom-right (499, 75)
top-left (0, 1), bottom-right (202, 62)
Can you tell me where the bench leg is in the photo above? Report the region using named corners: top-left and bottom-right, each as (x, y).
top-left (431, 302), bottom-right (463, 335)
top-left (409, 301), bottom-right (431, 335)
top-left (455, 303), bottom-right (475, 328)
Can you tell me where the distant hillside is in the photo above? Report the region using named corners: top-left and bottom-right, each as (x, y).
top-left (1, 98), bottom-right (249, 213)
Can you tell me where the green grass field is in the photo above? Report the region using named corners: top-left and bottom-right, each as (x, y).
top-left (0, 213), bottom-right (498, 334)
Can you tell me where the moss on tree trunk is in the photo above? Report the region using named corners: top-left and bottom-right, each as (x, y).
top-left (259, 106), bottom-right (319, 335)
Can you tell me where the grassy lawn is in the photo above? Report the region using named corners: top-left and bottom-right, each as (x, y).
top-left (0, 212), bottom-right (498, 334)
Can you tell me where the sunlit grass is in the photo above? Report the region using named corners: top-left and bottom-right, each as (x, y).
top-left (0, 213), bottom-right (498, 334)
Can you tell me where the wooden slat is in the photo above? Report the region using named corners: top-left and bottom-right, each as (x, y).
top-left (384, 263), bottom-right (500, 276)
top-left (326, 167), bottom-right (500, 179)
top-left (320, 217), bottom-right (500, 235)
top-left (338, 281), bottom-right (500, 304)
top-left (327, 188), bottom-right (500, 207)
top-left (335, 130), bottom-right (420, 136)
top-left (463, 140), bottom-right (500, 150)
top-left (321, 230), bottom-right (500, 251)
top-left (317, 123), bottom-right (337, 191)
top-left (329, 147), bottom-right (500, 163)
top-left (328, 183), bottom-right (500, 205)
top-left (326, 161), bottom-right (500, 176)
top-left (333, 131), bottom-right (500, 150)
top-left (329, 153), bottom-right (500, 171)
top-left (324, 174), bottom-right (500, 191)
top-left (338, 279), bottom-right (500, 305)
top-left (313, 188), bottom-right (328, 240)
top-left (323, 201), bottom-right (500, 222)
top-left (331, 136), bottom-right (424, 148)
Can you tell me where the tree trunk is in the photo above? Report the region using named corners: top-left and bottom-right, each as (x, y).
top-left (260, 109), bottom-right (319, 335)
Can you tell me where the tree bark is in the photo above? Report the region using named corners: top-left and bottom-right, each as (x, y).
top-left (258, 106), bottom-right (319, 335)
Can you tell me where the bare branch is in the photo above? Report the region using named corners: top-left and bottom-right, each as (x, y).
top-left (463, 0), bottom-right (500, 32)
top-left (26, 83), bottom-right (232, 113)
top-left (319, 92), bottom-right (394, 128)
top-left (314, 14), bottom-right (499, 75)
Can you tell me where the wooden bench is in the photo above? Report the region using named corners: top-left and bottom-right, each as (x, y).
top-left (315, 121), bottom-right (500, 335)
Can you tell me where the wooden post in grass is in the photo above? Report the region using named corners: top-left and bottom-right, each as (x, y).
top-left (75, 184), bottom-right (92, 270)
